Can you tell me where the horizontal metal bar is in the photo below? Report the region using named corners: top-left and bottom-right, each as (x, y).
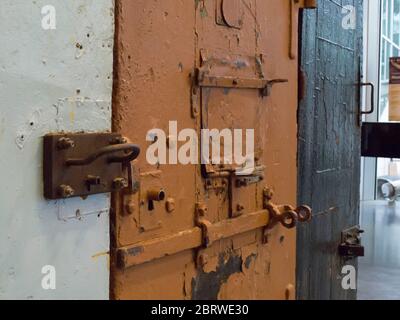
top-left (203, 210), bottom-right (270, 246)
top-left (117, 228), bottom-right (202, 269)
top-left (198, 73), bottom-right (269, 89)
top-left (117, 210), bottom-right (270, 269)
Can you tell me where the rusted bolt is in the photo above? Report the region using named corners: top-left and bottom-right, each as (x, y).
top-left (147, 189), bottom-right (166, 202)
top-left (57, 137), bottom-right (75, 150)
top-left (197, 203), bottom-right (208, 217)
top-left (113, 178), bottom-right (128, 190)
top-left (125, 201), bottom-right (135, 215)
top-left (109, 136), bottom-right (127, 145)
top-left (263, 187), bottom-right (274, 201)
top-left (58, 185), bottom-right (75, 198)
top-left (166, 198), bottom-right (176, 213)
top-left (198, 253), bottom-right (208, 267)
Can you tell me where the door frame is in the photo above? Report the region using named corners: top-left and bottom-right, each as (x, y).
top-left (360, 0), bottom-right (382, 201)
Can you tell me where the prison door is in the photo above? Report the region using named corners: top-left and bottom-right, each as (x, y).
top-left (112, 0), bottom-right (314, 300)
top-left (297, 0), bottom-right (364, 300)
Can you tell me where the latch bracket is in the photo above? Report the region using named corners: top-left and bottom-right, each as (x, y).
top-left (338, 226), bottom-right (365, 259)
top-left (194, 67), bottom-right (288, 98)
top-left (43, 133), bottom-right (140, 199)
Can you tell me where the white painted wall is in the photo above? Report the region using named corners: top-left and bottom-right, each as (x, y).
top-left (0, 0), bottom-right (114, 299)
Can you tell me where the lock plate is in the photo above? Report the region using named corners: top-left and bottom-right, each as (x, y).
top-left (338, 226), bottom-right (365, 259)
top-left (43, 133), bottom-right (134, 200)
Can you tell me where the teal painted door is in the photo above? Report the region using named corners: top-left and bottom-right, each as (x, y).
top-left (297, 0), bottom-right (363, 300)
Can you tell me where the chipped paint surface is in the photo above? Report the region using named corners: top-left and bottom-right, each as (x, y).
top-left (0, 0), bottom-right (114, 299)
top-left (192, 252), bottom-right (243, 300)
top-left (112, 0), bottom-right (298, 300)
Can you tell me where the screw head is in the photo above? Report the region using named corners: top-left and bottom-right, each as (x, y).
top-left (57, 137), bottom-right (75, 150)
top-left (263, 187), bottom-right (274, 200)
top-left (166, 198), bottom-right (176, 213)
top-left (110, 136), bottom-right (127, 145)
top-left (58, 185), bottom-right (75, 198)
top-left (113, 178), bottom-right (128, 190)
top-left (125, 201), bottom-right (135, 215)
top-left (197, 203), bottom-right (208, 217)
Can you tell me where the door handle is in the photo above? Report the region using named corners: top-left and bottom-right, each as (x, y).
top-left (66, 143), bottom-right (140, 166)
top-left (359, 82), bottom-right (375, 115)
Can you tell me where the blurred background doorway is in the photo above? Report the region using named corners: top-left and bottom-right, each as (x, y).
top-left (359, 0), bottom-right (400, 300)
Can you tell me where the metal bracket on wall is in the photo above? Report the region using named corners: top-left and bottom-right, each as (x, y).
top-left (43, 133), bottom-right (140, 200)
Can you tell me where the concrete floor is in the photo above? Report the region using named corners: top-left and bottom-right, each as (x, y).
top-left (358, 201), bottom-right (400, 300)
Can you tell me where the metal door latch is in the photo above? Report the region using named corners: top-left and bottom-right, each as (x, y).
top-left (192, 67), bottom-right (288, 98)
top-left (338, 226), bottom-right (365, 259)
top-left (43, 133), bottom-right (140, 199)
top-left (263, 187), bottom-right (312, 230)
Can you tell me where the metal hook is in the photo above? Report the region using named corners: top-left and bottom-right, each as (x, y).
top-left (66, 143), bottom-right (140, 166)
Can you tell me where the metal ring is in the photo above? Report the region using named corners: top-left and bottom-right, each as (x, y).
top-left (296, 205), bottom-right (312, 223)
top-left (280, 210), bottom-right (298, 229)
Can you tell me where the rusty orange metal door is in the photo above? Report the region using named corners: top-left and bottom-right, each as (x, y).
top-left (111, 0), bottom-right (315, 300)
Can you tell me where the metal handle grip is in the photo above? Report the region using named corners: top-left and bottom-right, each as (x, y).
top-left (66, 144), bottom-right (140, 166)
top-left (360, 82), bottom-right (375, 115)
